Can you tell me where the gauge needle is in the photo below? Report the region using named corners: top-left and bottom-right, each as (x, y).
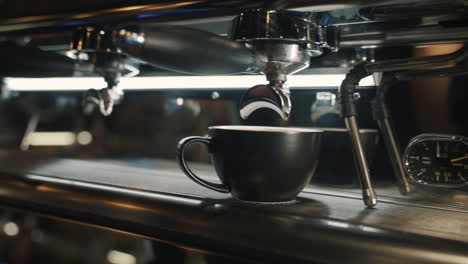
top-left (450, 154), bottom-right (468, 163)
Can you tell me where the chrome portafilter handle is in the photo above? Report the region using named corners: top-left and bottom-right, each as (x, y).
top-left (239, 82), bottom-right (291, 126)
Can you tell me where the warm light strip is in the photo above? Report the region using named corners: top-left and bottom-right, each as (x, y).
top-left (107, 250), bottom-right (136, 264)
top-left (4, 75), bottom-right (375, 91)
top-left (27, 132), bottom-right (76, 146)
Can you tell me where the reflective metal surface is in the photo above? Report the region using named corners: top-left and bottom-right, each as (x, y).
top-left (345, 116), bottom-right (377, 208)
top-left (238, 81), bottom-right (293, 123)
top-left (253, 42), bottom-right (312, 80)
top-left (0, 157), bottom-right (467, 263)
top-left (339, 26), bottom-right (468, 48)
top-left (68, 24), bottom-right (262, 115)
top-left (132, 25), bottom-right (260, 75)
top-left (237, 42), bottom-right (311, 121)
top-left (337, 45), bottom-right (468, 206)
top-left (377, 118), bottom-right (411, 193)
top-left (232, 10), bottom-right (317, 121)
top-left (0, 0), bottom-right (444, 33)
top-left (371, 74), bottom-right (411, 194)
top-left (0, 0), bottom-right (467, 263)
top-left (69, 25), bottom-right (259, 75)
top-left (231, 10), bottom-right (320, 44)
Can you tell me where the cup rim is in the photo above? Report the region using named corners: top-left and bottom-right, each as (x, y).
top-left (208, 125), bottom-right (323, 133)
top-left (318, 127), bottom-right (378, 133)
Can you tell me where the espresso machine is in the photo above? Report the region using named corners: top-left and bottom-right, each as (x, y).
top-left (1, 1), bottom-right (468, 263)
top-left (21, 9), bottom-right (383, 207)
top-left (1, 1), bottom-right (468, 208)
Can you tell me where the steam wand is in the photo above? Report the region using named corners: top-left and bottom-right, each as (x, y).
top-left (339, 64), bottom-right (378, 208)
top-left (369, 60), bottom-right (468, 195)
top-left (371, 73), bottom-right (411, 195)
top-left (340, 47), bottom-right (468, 207)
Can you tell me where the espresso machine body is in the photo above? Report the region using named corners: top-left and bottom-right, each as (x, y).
top-left (0, 0), bottom-right (467, 263)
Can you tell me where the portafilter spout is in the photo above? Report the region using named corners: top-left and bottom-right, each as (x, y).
top-left (69, 27), bottom-right (141, 116)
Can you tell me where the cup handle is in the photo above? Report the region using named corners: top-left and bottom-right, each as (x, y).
top-left (176, 136), bottom-right (230, 193)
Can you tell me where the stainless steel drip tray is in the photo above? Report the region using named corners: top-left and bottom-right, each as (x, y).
top-left (2, 154), bottom-right (467, 212)
top-left (306, 182), bottom-right (468, 214)
top-left (1, 155), bottom-right (468, 263)
top-left (0, 155), bottom-right (229, 200)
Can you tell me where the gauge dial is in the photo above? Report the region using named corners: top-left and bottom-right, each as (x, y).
top-left (404, 134), bottom-right (468, 186)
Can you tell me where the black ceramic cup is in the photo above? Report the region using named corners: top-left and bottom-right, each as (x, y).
top-left (177, 126), bottom-right (322, 202)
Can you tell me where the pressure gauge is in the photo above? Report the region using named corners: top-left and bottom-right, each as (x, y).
top-left (403, 134), bottom-right (468, 187)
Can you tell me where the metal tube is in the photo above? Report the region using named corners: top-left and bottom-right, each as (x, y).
top-left (345, 116), bottom-right (378, 208)
top-left (339, 26), bottom-right (468, 48)
top-left (366, 46), bottom-right (468, 73)
top-left (372, 74), bottom-right (411, 195)
top-left (127, 26), bottom-right (260, 75)
top-left (395, 66), bottom-right (468, 80)
top-left (377, 118), bottom-right (411, 194)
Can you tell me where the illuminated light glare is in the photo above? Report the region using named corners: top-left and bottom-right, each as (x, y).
top-left (176, 97), bottom-right (184, 106)
top-left (136, 36), bottom-right (145, 43)
top-left (240, 101), bottom-right (286, 120)
top-left (76, 131), bottom-right (93, 145)
top-left (4, 75), bottom-right (375, 91)
top-left (316, 91), bottom-right (336, 105)
top-left (28, 132), bottom-right (76, 146)
top-left (325, 220), bottom-right (350, 228)
top-left (361, 226), bottom-right (381, 233)
top-left (78, 53), bottom-right (89, 60)
top-left (25, 174), bottom-right (203, 206)
top-left (107, 250), bottom-right (137, 264)
top-left (3, 222), bottom-right (19, 237)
